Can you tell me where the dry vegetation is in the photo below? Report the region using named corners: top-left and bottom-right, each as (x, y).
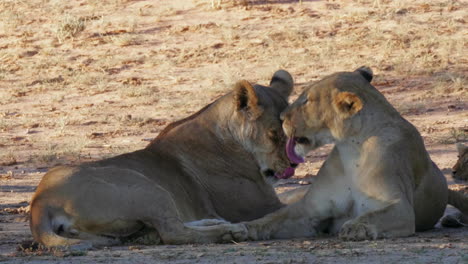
top-left (0, 0), bottom-right (467, 263)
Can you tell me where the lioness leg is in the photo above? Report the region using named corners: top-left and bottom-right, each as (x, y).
top-left (240, 164), bottom-right (351, 241)
top-left (339, 198), bottom-right (415, 241)
top-left (150, 218), bottom-right (247, 244)
top-left (241, 199), bottom-right (319, 241)
top-left (442, 190), bottom-right (468, 227)
top-left (277, 185), bottom-right (309, 205)
top-left (93, 178), bottom-right (248, 245)
top-left (101, 174), bottom-right (246, 244)
top-left (441, 206), bottom-right (468, 228)
top-left (68, 180), bottom-right (246, 245)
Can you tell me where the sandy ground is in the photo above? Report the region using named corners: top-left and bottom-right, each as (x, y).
top-left (0, 0), bottom-right (467, 263)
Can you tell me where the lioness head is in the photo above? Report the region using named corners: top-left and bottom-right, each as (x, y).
top-left (453, 143), bottom-right (468, 181)
top-left (230, 70), bottom-right (296, 180)
top-left (281, 67), bottom-right (375, 158)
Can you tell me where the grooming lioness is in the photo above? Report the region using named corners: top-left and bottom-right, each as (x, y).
top-left (30, 70), bottom-right (297, 248)
top-left (224, 67), bottom-right (468, 241)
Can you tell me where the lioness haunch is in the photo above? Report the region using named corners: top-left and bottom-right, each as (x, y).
top-left (30, 70), bottom-right (298, 248)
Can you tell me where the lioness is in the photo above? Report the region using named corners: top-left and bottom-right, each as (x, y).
top-left (30, 70), bottom-right (297, 248)
top-left (453, 142), bottom-right (468, 181)
top-left (223, 67), bottom-right (468, 241)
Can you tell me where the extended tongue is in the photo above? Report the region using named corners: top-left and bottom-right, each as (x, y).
top-left (275, 167), bottom-right (295, 179)
top-left (286, 137), bottom-right (305, 164)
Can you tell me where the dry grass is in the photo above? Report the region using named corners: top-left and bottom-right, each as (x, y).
top-left (0, 0), bottom-right (465, 175)
top-left (433, 72), bottom-right (467, 95)
top-left (395, 102), bottom-right (426, 116)
top-left (107, 33), bottom-right (143, 47)
top-left (437, 128), bottom-right (468, 144)
top-left (0, 0), bottom-right (464, 167)
top-left (55, 15), bottom-right (86, 43)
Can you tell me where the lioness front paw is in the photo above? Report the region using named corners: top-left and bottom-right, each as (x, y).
top-left (220, 223), bottom-right (248, 242)
top-left (339, 221), bottom-right (377, 241)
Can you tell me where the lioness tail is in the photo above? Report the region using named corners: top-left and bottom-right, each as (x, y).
top-left (30, 200), bottom-right (82, 247)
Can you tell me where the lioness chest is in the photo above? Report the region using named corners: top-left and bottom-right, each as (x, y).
top-left (334, 144), bottom-right (390, 219)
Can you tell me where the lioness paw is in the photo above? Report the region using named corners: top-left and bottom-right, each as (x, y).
top-left (339, 221), bottom-right (378, 241)
top-left (220, 223), bottom-right (248, 243)
top-left (440, 214), bottom-right (465, 228)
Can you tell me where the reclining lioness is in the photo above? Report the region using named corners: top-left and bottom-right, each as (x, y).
top-left (30, 70), bottom-right (297, 248)
top-left (223, 67), bottom-right (468, 241)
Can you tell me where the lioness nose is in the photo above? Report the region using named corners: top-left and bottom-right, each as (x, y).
top-left (262, 169), bottom-right (275, 177)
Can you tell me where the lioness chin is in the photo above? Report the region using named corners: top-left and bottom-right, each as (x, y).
top-left (222, 67), bottom-right (468, 242)
top-left (30, 70), bottom-right (298, 249)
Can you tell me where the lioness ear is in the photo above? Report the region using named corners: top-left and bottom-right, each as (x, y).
top-left (456, 143), bottom-right (467, 155)
top-left (234, 80), bottom-right (263, 120)
top-left (333, 91), bottom-right (363, 117)
top-left (270, 70), bottom-right (294, 99)
top-left (355, 66), bottom-right (373, 83)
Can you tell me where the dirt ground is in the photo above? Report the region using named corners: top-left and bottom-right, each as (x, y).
top-left (0, 0), bottom-right (467, 263)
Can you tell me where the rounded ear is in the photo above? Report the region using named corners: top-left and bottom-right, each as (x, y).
top-left (456, 143), bottom-right (467, 155)
top-left (333, 91), bottom-right (363, 117)
top-left (269, 70), bottom-right (294, 99)
top-left (234, 80), bottom-right (263, 120)
top-left (355, 66), bottom-right (373, 83)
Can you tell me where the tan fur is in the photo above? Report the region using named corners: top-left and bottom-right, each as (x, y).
top-left (223, 68), bottom-right (468, 242)
top-left (30, 70), bottom-right (295, 248)
top-left (234, 80), bottom-right (263, 119)
top-left (452, 143), bottom-right (468, 181)
top-left (333, 91), bottom-right (363, 117)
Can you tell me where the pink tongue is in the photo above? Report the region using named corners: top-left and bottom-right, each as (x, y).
top-left (286, 138), bottom-right (305, 164)
top-left (275, 167), bottom-right (295, 179)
